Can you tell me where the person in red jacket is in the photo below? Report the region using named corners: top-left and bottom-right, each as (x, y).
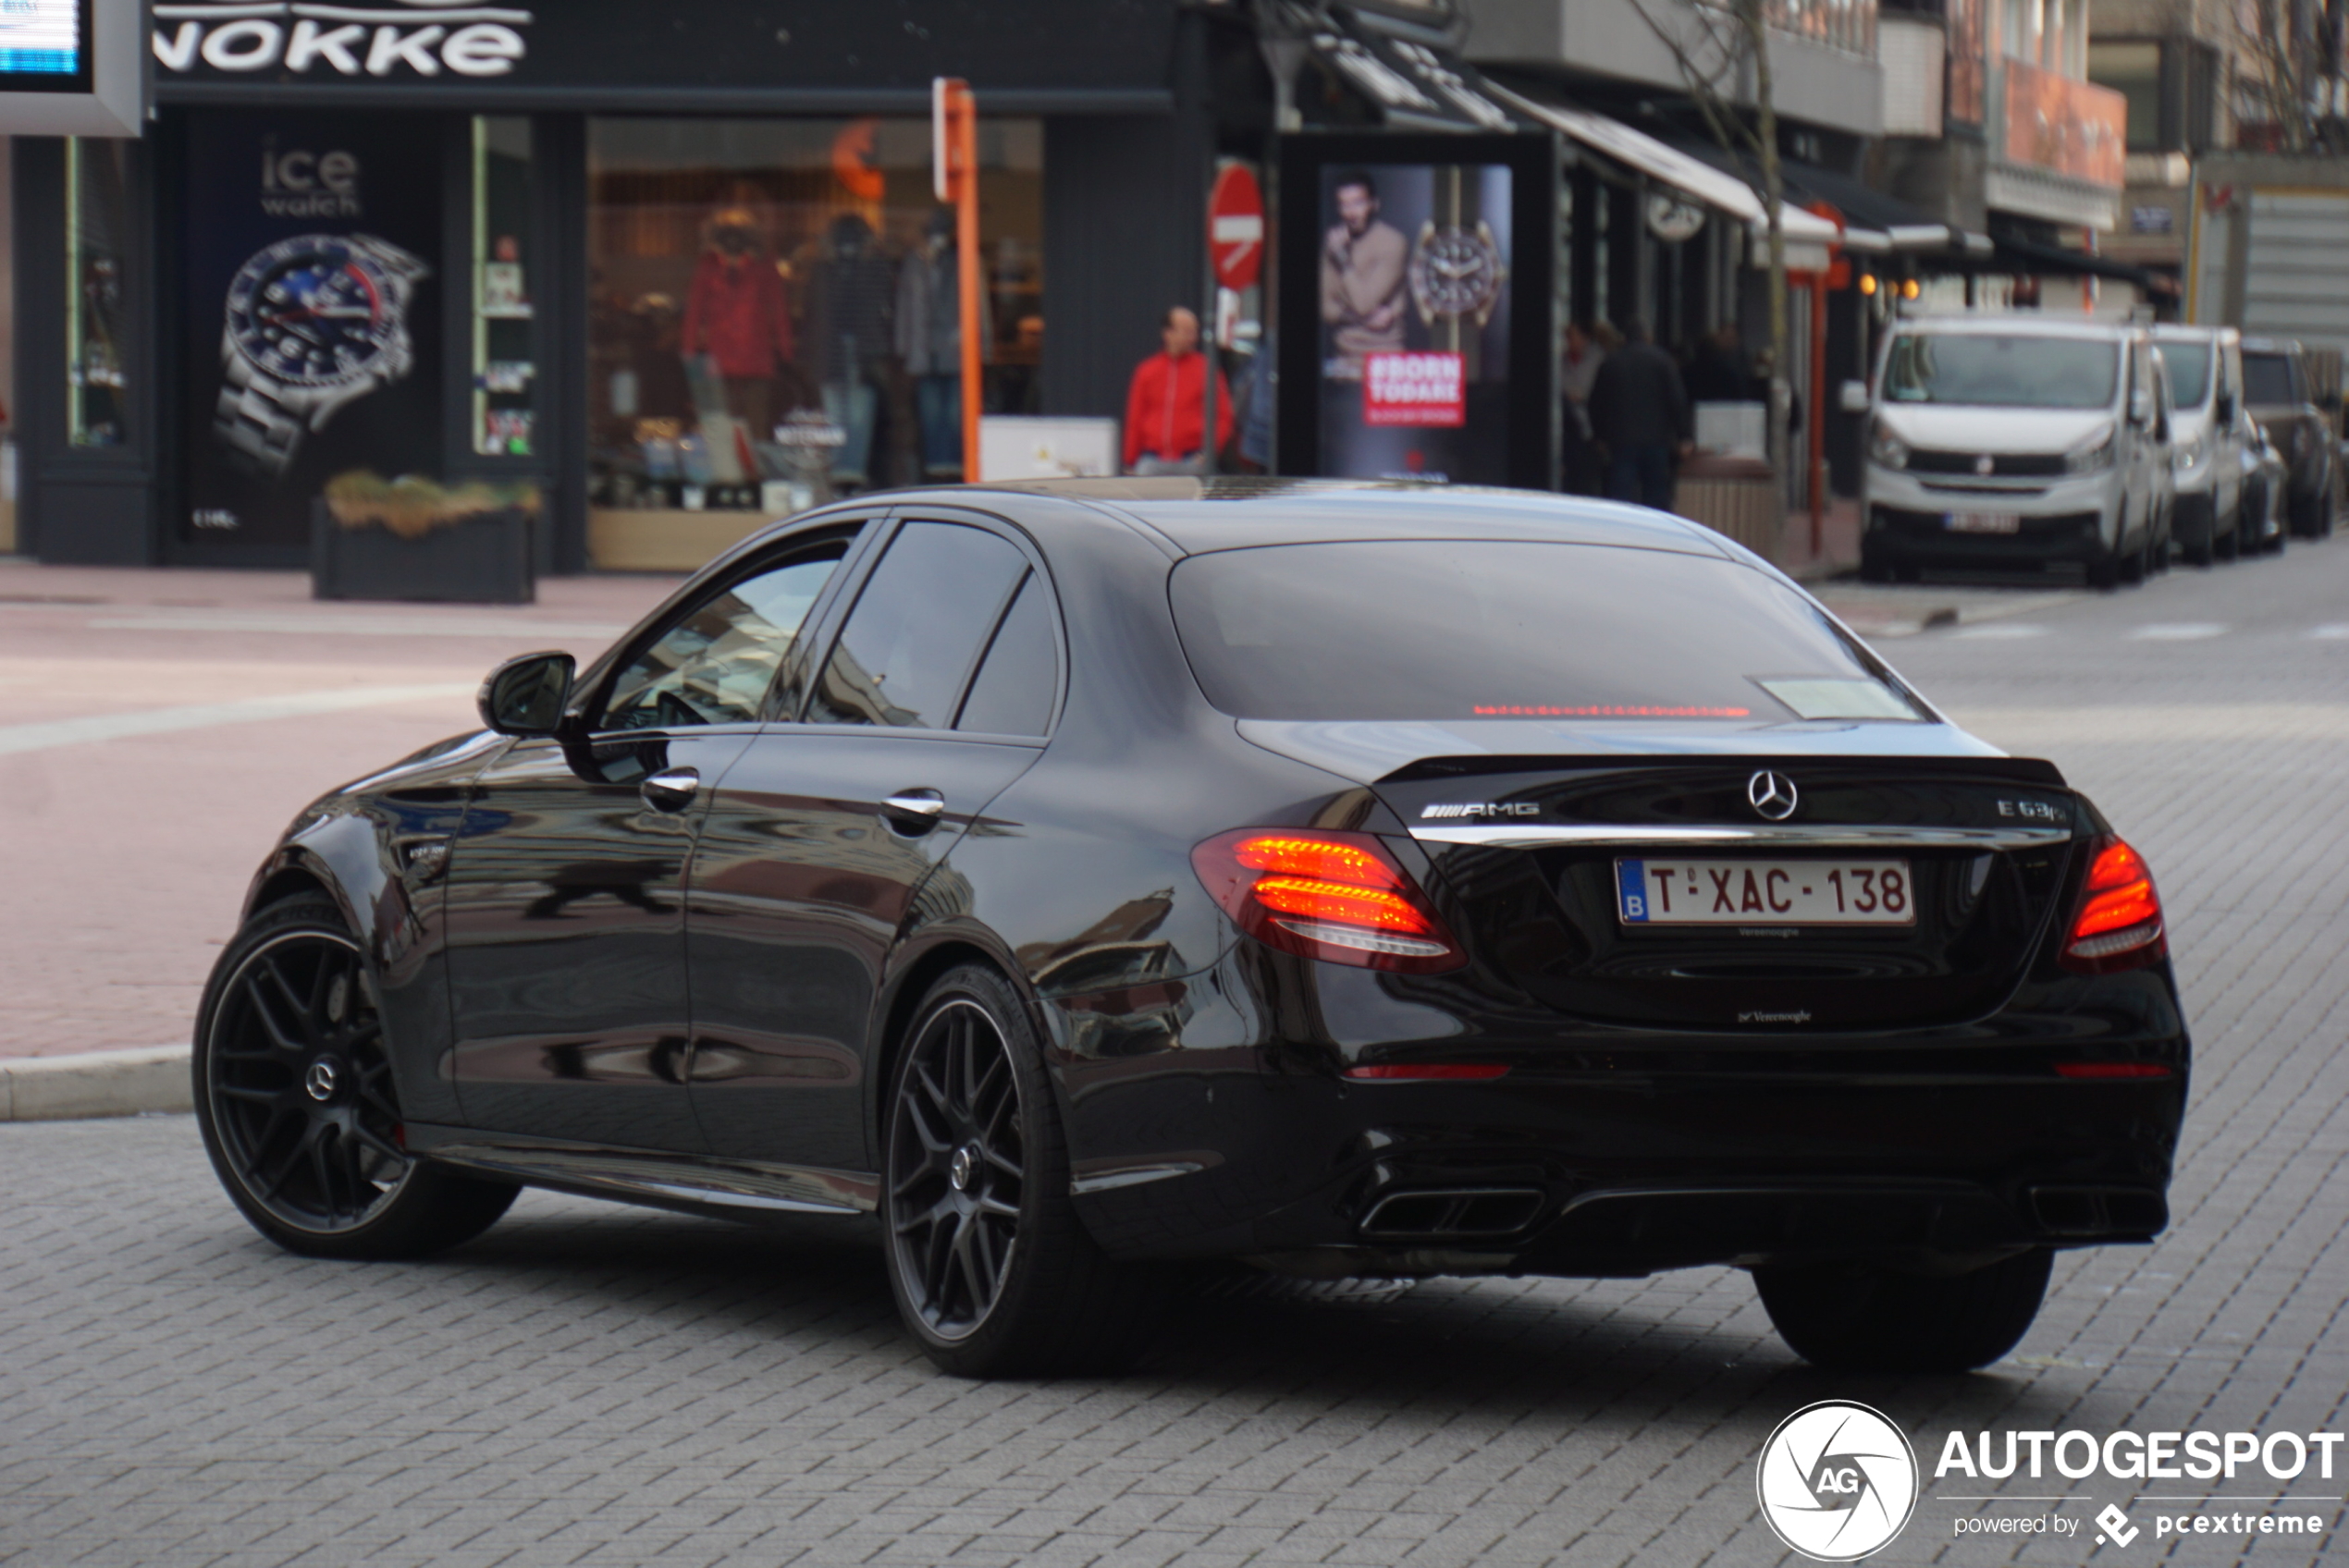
top-left (1123, 306), bottom-right (1233, 474)
top-left (683, 208), bottom-right (795, 445)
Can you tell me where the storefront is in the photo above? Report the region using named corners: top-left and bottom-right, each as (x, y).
top-left (13, 0), bottom-right (1228, 571)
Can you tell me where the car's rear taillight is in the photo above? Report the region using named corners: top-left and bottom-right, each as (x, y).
top-left (2060, 836), bottom-right (2167, 974)
top-left (1191, 828), bottom-right (1465, 973)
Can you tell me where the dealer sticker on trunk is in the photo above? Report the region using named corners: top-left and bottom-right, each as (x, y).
top-left (1616, 858), bottom-right (1916, 926)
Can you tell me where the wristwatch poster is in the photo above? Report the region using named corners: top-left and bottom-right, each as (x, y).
top-left (215, 233), bottom-right (428, 475)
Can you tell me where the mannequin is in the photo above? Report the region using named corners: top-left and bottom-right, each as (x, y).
top-left (682, 206), bottom-right (793, 448)
top-left (807, 213), bottom-right (894, 488)
top-left (896, 206), bottom-right (962, 478)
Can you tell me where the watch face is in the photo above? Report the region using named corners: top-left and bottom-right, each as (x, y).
top-left (226, 237), bottom-right (405, 387)
top-left (1408, 224), bottom-right (1505, 322)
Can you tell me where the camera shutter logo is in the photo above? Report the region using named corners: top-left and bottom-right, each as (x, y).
top-left (1755, 1401), bottom-right (1919, 1561)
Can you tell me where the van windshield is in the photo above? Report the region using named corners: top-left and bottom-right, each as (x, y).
top-left (2156, 343), bottom-right (2211, 406)
top-left (1883, 335), bottom-right (2119, 409)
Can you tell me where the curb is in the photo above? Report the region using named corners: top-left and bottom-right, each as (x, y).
top-left (0, 1046), bottom-right (192, 1122)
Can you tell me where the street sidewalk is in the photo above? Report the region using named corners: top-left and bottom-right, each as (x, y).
top-left (0, 559), bottom-right (683, 1109)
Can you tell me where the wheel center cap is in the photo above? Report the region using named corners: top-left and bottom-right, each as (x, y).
top-left (304, 1060), bottom-right (339, 1102)
top-left (949, 1145), bottom-right (977, 1192)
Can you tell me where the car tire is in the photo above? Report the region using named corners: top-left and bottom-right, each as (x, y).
top-left (880, 963), bottom-right (1165, 1378)
top-left (2184, 532), bottom-right (2214, 568)
top-left (2214, 509), bottom-right (2240, 562)
top-left (2118, 531), bottom-right (2148, 585)
top-left (1753, 1249), bottom-right (2053, 1373)
top-left (193, 895), bottom-right (519, 1260)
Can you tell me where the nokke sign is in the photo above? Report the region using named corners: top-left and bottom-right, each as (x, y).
top-left (154, 1), bottom-right (533, 80)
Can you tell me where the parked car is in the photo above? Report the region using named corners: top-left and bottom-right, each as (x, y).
top-left (1862, 316), bottom-right (2171, 589)
top-left (2239, 337), bottom-right (2337, 538)
top-left (2238, 421), bottom-right (2291, 556)
top-left (2152, 325), bottom-right (2251, 565)
top-left (192, 480), bottom-right (2189, 1379)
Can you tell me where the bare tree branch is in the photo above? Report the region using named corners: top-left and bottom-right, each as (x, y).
top-left (1624, 0), bottom-right (1794, 485)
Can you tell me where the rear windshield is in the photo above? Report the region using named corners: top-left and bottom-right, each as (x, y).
top-left (1883, 334), bottom-right (2118, 409)
top-left (2156, 343), bottom-right (2211, 407)
top-left (2244, 352), bottom-right (2297, 406)
top-left (1169, 541), bottom-right (1924, 724)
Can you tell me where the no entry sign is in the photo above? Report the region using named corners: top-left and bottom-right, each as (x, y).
top-left (1208, 163), bottom-right (1264, 292)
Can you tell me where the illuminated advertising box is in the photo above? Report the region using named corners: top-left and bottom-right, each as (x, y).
top-left (0, 0), bottom-right (141, 136)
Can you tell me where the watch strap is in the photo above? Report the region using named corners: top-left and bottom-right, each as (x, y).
top-left (215, 361), bottom-right (306, 476)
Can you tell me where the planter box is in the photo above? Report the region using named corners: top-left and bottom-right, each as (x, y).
top-left (1673, 454), bottom-right (1785, 559)
top-left (312, 502), bottom-right (535, 604)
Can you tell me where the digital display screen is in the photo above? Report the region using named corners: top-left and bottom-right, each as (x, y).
top-left (0, 0), bottom-right (91, 91)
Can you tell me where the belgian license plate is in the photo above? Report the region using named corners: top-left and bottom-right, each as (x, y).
top-left (1946, 512), bottom-right (2021, 533)
top-left (1616, 858), bottom-right (1916, 926)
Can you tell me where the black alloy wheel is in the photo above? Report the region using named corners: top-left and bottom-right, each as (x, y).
top-left (880, 964), bottom-right (1164, 1378)
top-left (194, 896), bottom-right (515, 1259)
top-left (889, 996), bottom-right (1027, 1341)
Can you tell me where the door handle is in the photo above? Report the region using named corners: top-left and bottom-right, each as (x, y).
top-left (641, 767), bottom-right (700, 812)
top-left (882, 788), bottom-right (947, 835)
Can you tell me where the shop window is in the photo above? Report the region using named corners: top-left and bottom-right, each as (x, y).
top-left (473, 117), bottom-right (535, 457)
top-left (67, 139), bottom-right (133, 448)
top-left (584, 116), bottom-right (1043, 571)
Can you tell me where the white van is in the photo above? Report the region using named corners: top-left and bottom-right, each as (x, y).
top-left (1861, 316), bottom-right (2171, 588)
top-left (2152, 325), bottom-right (2252, 565)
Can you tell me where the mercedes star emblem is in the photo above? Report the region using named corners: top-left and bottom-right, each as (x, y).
top-left (1747, 770), bottom-right (1800, 821)
top-left (303, 1060), bottom-right (339, 1102)
top-left (1974, 453), bottom-right (1995, 476)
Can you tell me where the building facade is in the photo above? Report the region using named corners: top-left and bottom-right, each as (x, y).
top-left (18, 0), bottom-right (1242, 572)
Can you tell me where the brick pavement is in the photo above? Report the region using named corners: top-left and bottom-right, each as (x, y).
top-left (2, 545), bottom-right (2347, 1565)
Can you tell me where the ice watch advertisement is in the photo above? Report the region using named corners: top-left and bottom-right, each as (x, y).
top-left (179, 109), bottom-right (440, 550)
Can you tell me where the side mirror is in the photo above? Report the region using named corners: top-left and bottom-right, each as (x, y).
top-left (2215, 392), bottom-right (2236, 425)
top-left (1838, 379), bottom-right (1871, 414)
top-left (479, 650), bottom-right (576, 737)
top-left (2130, 388), bottom-right (2154, 427)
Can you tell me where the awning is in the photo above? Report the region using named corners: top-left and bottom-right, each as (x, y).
top-left (1987, 231), bottom-right (2177, 295)
top-left (1658, 137), bottom-right (1995, 258)
top-left (1485, 82), bottom-right (1841, 257)
top-left (1301, 5), bottom-right (1529, 132)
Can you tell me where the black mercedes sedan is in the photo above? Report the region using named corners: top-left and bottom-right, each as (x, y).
top-left (194, 479), bottom-right (2187, 1378)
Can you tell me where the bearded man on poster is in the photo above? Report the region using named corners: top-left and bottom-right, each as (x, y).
top-left (1320, 167), bottom-right (1408, 377)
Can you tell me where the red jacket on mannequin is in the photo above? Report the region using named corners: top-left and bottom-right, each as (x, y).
top-left (683, 249), bottom-right (793, 378)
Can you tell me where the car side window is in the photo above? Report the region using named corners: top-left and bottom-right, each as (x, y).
top-left (955, 572), bottom-right (1059, 737)
top-left (600, 545), bottom-right (846, 731)
top-left (808, 521), bottom-right (1029, 729)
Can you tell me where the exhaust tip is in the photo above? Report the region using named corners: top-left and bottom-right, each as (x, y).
top-left (1359, 1187), bottom-right (1546, 1242)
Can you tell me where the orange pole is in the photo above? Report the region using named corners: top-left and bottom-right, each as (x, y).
top-left (1810, 269), bottom-right (1829, 558)
top-left (948, 81), bottom-right (983, 482)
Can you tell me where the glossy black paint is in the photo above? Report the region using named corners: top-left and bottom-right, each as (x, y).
top-left (240, 480), bottom-right (2192, 1283)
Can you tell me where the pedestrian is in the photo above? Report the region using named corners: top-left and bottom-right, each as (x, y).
top-left (1561, 319), bottom-right (1606, 495)
top-left (1684, 322), bottom-right (1751, 405)
top-left (1589, 318), bottom-right (1692, 511)
top-left (1123, 305), bottom-right (1233, 475)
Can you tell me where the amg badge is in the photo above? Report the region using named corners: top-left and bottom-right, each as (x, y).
top-left (1420, 802), bottom-right (1539, 819)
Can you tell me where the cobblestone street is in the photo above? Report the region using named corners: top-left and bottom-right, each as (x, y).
top-left (3, 540), bottom-right (2346, 1566)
